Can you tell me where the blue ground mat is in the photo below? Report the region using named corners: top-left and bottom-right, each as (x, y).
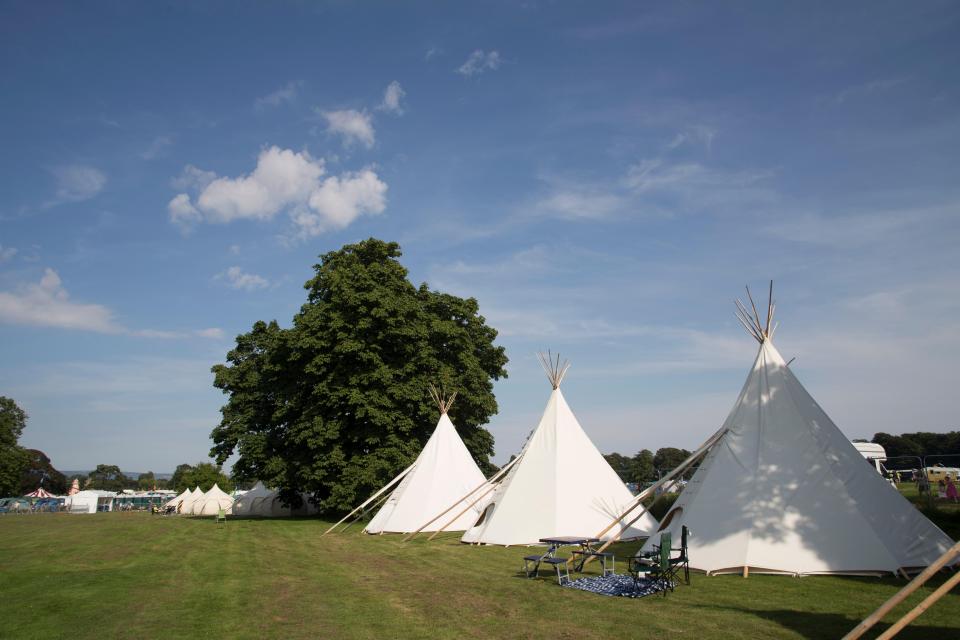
top-left (564, 574), bottom-right (665, 598)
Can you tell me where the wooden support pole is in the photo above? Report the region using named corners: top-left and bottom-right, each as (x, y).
top-left (426, 482), bottom-right (499, 541)
top-left (321, 461), bottom-right (417, 536)
top-left (876, 569), bottom-right (960, 640)
top-left (402, 454), bottom-right (522, 542)
top-left (842, 540), bottom-right (960, 640)
top-left (340, 490), bottom-right (392, 534)
top-left (743, 566), bottom-right (749, 579)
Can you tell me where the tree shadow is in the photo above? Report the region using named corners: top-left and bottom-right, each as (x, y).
top-left (695, 604), bottom-right (957, 639)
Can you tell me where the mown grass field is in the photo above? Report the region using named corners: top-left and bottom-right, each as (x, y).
top-left (1, 510), bottom-right (959, 640)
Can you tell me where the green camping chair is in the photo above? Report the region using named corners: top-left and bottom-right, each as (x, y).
top-left (216, 508), bottom-right (226, 525)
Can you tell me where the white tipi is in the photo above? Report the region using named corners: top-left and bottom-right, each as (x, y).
top-left (165, 488), bottom-right (190, 512)
top-left (178, 486), bottom-right (203, 514)
top-left (461, 353), bottom-right (659, 545)
top-left (231, 481), bottom-right (270, 516)
top-left (192, 483), bottom-right (234, 516)
top-left (641, 284), bottom-right (956, 576)
top-left (365, 387), bottom-right (488, 534)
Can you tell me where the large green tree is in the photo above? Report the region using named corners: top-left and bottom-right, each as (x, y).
top-left (20, 449), bottom-right (67, 495)
top-left (0, 396), bottom-right (29, 496)
top-left (211, 238), bottom-right (508, 514)
top-left (86, 464), bottom-right (130, 492)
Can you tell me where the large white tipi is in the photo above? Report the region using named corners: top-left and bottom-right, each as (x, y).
top-left (641, 284), bottom-right (956, 576)
top-left (461, 354), bottom-right (659, 545)
top-left (178, 486), bottom-right (203, 514)
top-left (365, 388), bottom-right (488, 534)
top-left (191, 484), bottom-right (234, 516)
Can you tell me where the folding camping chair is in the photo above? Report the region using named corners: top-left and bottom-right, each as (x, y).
top-left (216, 508), bottom-right (226, 525)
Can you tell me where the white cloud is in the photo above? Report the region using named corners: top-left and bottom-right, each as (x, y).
top-left (169, 146), bottom-right (387, 238)
top-left (320, 109), bottom-right (375, 148)
top-left (216, 266), bottom-right (269, 291)
top-left (0, 268), bottom-right (121, 333)
top-left (667, 125), bottom-right (717, 150)
top-left (140, 135), bottom-right (173, 160)
top-left (457, 49), bottom-right (502, 76)
top-left (536, 188), bottom-right (624, 220)
top-left (0, 245), bottom-right (17, 263)
top-left (377, 81), bottom-right (406, 115)
top-left (228, 244), bottom-right (241, 255)
top-left (834, 78), bottom-right (905, 104)
top-left (254, 81), bottom-right (301, 110)
top-left (51, 165), bottom-right (106, 202)
top-left (425, 46), bottom-right (442, 60)
top-left (0, 268), bottom-right (228, 338)
top-left (171, 165), bottom-right (217, 191)
top-left (295, 169), bottom-right (388, 236)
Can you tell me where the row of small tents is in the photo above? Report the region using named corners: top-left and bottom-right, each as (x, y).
top-left (165, 483), bottom-right (318, 517)
top-left (332, 285), bottom-right (956, 578)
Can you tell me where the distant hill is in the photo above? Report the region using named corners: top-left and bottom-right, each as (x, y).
top-left (61, 471), bottom-right (174, 480)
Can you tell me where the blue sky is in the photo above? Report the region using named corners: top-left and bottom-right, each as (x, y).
top-left (1, 2), bottom-right (958, 472)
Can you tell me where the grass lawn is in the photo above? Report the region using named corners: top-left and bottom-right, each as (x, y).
top-left (1, 512), bottom-right (959, 639)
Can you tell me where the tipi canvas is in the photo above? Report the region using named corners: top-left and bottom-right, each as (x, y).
top-left (462, 354), bottom-right (658, 545)
top-left (192, 484), bottom-right (234, 516)
top-left (365, 389), bottom-right (488, 534)
top-left (642, 285), bottom-right (956, 575)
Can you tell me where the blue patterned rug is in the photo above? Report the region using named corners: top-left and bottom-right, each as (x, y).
top-left (564, 574), bottom-right (665, 598)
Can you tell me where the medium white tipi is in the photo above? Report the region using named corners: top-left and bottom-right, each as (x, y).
top-left (461, 354), bottom-right (659, 545)
top-left (365, 387), bottom-right (488, 534)
top-left (641, 284), bottom-right (956, 576)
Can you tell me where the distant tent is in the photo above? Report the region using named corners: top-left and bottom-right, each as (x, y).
top-left (640, 283), bottom-right (957, 576)
top-left (191, 484), bottom-right (234, 516)
top-left (461, 354), bottom-right (659, 545)
top-left (232, 481), bottom-right (270, 516)
top-left (68, 478), bottom-right (80, 496)
top-left (178, 486), bottom-right (203, 514)
top-left (25, 487), bottom-right (55, 498)
top-left (165, 489), bottom-right (190, 512)
top-left (365, 387), bottom-right (488, 534)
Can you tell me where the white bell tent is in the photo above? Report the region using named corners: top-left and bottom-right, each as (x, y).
top-left (461, 353), bottom-right (659, 545)
top-left (165, 488), bottom-right (190, 512)
top-left (191, 484), bottom-right (234, 516)
top-left (640, 284), bottom-right (956, 576)
top-left (232, 481), bottom-right (270, 516)
top-left (178, 486), bottom-right (203, 514)
top-left (364, 387), bottom-right (489, 534)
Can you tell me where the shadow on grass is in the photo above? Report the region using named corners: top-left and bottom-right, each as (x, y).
top-left (694, 605), bottom-right (957, 640)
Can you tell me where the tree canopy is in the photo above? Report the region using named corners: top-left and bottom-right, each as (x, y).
top-left (210, 238), bottom-right (508, 514)
top-left (170, 463), bottom-right (232, 493)
top-left (873, 431), bottom-right (960, 465)
top-left (20, 449), bottom-right (67, 495)
top-left (0, 396), bottom-right (29, 496)
top-left (86, 464), bottom-right (129, 492)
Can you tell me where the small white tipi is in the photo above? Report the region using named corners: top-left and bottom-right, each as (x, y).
top-left (191, 484), bottom-right (234, 516)
top-left (641, 284), bottom-right (956, 576)
top-left (365, 387), bottom-right (488, 534)
top-left (461, 354), bottom-right (659, 545)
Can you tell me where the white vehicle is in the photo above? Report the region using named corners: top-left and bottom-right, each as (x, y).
top-left (853, 441), bottom-right (887, 473)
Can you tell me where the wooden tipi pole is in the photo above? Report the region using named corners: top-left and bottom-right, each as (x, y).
top-left (842, 540), bottom-right (960, 640)
top-left (321, 461), bottom-right (417, 536)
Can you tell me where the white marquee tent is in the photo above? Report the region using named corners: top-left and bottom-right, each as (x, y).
top-left (461, 354), bottom-right (659, 545)
top-left (641, 285), bottom-right (956, 576)
top-left (365, 389), bottom-right (488, 534)
top-left (191, 484), bottom-right (234, 516)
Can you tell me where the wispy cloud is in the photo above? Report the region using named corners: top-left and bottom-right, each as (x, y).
top-left (140, 135), bottom-right (173, 160)
top-left (50, 165), bottom-right (106, 204)
top-left (215, 266), bottom-right (269, 291)
top-left (457, 49), bottom-right (502, 76)
top-left (0, 268), bottom-right (222, 339)
top-left (666, 125), bottom-right (717, 150)
top-left (834, 77), bottom-right (906, 104)
top-left (320, 109), bottom-right (375, 148)
top-left (425, 46), bottom-right (442, 61)
top-left (0, 245), bottom-right (17, 263)
top-left (376, 81), bottom-right (406, 115)
top-left (254, 81), bottom-right (301, 111)
top-left (168, 146), bottom-right (387, 238)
